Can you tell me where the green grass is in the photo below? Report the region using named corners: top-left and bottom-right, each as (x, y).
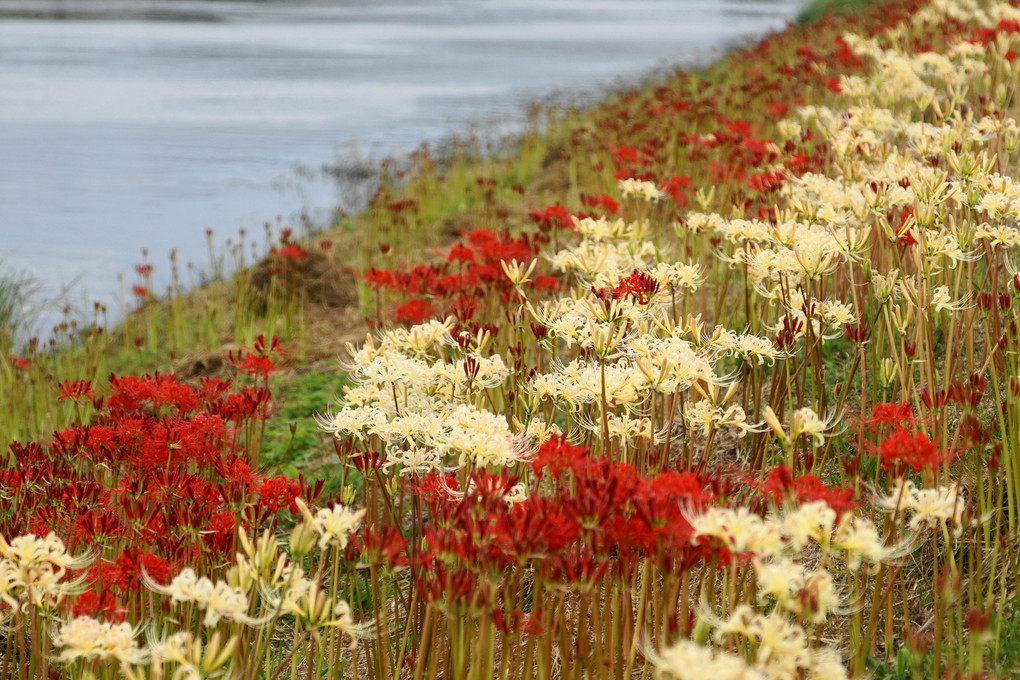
top-left (0, 261), bottom-right (37, 353)
top-left (261, 368), bottom-right (350, 489)
top-left (798, 0), bottom-right (877, 23)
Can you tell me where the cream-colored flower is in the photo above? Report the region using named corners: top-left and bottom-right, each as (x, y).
top-left (781, 501), bottom-right (837, 552)
top-left (53, 616), bottom-right (147, 665)
top-left (149, 631), bottom-right (238, 680)
top-left (833, 517), bottom-right (900, 571)
top-left (753, 557), bottom-right (805, 610)
top-left (147, 569), bottom-right (261, 627)
top-left (0, 532), bottom-right (89, 606)
top-left (796, 570), bottom-right (841, 624)
top-left (501, 258), bottom-right (538, 288)
top-left (790, 407), bottom-right (835, 447)
top-left (305, 503), bottom-right (367, 550)
top-left (619, 177), bottom-right (664, 202)
top-left (747, 612), bottom-right (812, 680)
top-left (691, 507), bottom-right (781, 556)
top-left (650, 639), bottom-right (760, 680)
top-left (877, 479), bottom-right (966, 536)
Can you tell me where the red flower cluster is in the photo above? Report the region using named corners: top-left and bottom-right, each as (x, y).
top-left (761, 465), bottom-right (856, 519)
top-left (228, 334), bottom-right (287, 379)
top-left (1, 372), bottom-right (319, 622)
top-left (862, 401), bottom-right (916, 434)
top-left (412, 437), bottom-right (723, 613)
top-left (362, 228), bottom-right (548, 323)
top-left (877, 427), bottom-right (941, 473)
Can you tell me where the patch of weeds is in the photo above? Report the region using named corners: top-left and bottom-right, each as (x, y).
top-left (262, 369), bottom-right (348, 489)
top-left (798, 0), bottom-right (878, 23)
top-left (866, 647), bottom-right (932, 680)
top-left (0, 261), bottom-right (40, 352)
top-left (989, 604), bottom-right (1020, 676)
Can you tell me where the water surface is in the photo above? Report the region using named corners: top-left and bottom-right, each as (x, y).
top-left (0, 0), bottom-right (804, 318)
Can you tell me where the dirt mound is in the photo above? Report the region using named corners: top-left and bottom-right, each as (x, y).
top-left (173, 345), bottom-right (240, 382)
top-left (247, 250), bottom-right (358, 312)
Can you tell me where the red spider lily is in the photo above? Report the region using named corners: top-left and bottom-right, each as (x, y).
top-left (862, 401), bottom-right (916, 433)
top-left (275, 242), bottom-right (308, 260)
top-left (948, 374), bottom-right (988, 409)
top-left (229, 335), bottom-right (287, 379)
top-left (530, 435), bottom-right (590, 480)
top-left (768, 99), bottom-right (790, 118)
top-left (216, 387), bottom-right (272, 422)
top-left (71, 588), bottom-right (125, 622)
top-left (71, 508), bottom-right (126, 547)
top-left (258, 475), bottom-right (302, 514)
top-left (204, 512), bottom-right (237, 553)
top-left (351, 450), bottom-right (386, 474)
top-left (530, 274), bottom-right (560, 293)
top-left (917, 389), bottom-right (948, 414)
top-left (970, 19), bottom-right (1020, 46)
top-left (529, 204), bottom-right (574, 232)
top-left (394, 298), bottom-right (434, 324)
top-left (489, 496), bottom-right (580, 561)
top-left (832, 36), bottom-right (865, 69)
top-left (579, 193), bottom-right (620, 215)
top-left (612, 270), bottom-right (660, 305)
top-left (446, 243), bottom-right (475, 263)
top-left (387, 198), bottom-right (418, 213)
top-left (966, 606), bottom-right (994, 634)
top-left (609, 144), bottom-right (641, 166)
top-left (1, 370), bottom-right (299, 611)
top-left (415, 564), bottom-right (480, 607)
top-left (357, 525), bottom-right (410, 567)
top-left (252, 334), bottom-right (287, 358)
top-left (57, 379), bottom-right (97, 403)
top-left (762, 466), bottom-right (856, 519)
top-left (748, 169), bottom-right (786, 194)
top-left (545, 545), bottom-right (608, 589)
top-left (957, 414), bottom-right (990, 450)
top-left (362, 268), bottom-right (396, 290)
top-left (877, 427), bottom-right (941, 473)
top-left (361, 227), bottom-right (541, 321)
top-left (104, 547), bottom-right (175, 592)
top-left (230, 353), bottom-right (277, 378)
top-left (846, 322), bottom-right (870, 343)
top-left (660, 175), bottom-right (691, 207)
top-left (107, 374), bottom-right (200, 413)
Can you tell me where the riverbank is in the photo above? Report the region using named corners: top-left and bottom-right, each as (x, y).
top-left (1, 0), bottom-right (807, 322)
top-left (0, 0), bottom-right (880, 464)
top-left (19, 0), bottom-right (1020, 676)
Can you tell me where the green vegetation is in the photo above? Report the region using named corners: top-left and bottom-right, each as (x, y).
top-left (7, 1), bottom-right (1020, 676)
top-left (0, 261), bottom-right (36, 353)
top-left (799, 0), bottom-right (878, 23)
top-left (261, 368), bottom-right (349, 482)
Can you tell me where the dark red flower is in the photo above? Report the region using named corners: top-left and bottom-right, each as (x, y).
top-left (878, 427), bottom-right (940, 473)
top-left (862, 401), bottom-right (915, 433)
top-left (57, 379), bottom-right (97, 403)
top-left (394, 298), bottom-right (434, 324)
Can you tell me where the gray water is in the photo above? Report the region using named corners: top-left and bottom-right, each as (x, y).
top-left (0, 0), bottom-right (804, 323)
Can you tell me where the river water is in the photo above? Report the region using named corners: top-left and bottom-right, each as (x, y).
top-left (0, 0), bottom-right (804, 320)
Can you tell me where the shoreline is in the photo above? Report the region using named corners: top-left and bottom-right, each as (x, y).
top-left (8, 1), bottom-right (1018, 677)
top-left (3, 6), bottom-right (805, 339)
top-left (315, 38), bottom-right (753, 217)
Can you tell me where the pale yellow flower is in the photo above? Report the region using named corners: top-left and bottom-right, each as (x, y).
top-left (53, 616), bottom-right (147, 665)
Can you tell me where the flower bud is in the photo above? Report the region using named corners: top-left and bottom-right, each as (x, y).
top-left (290, 520), bottom-right (318, 558)
top-left (880, 358), bottom-right (897, 387)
